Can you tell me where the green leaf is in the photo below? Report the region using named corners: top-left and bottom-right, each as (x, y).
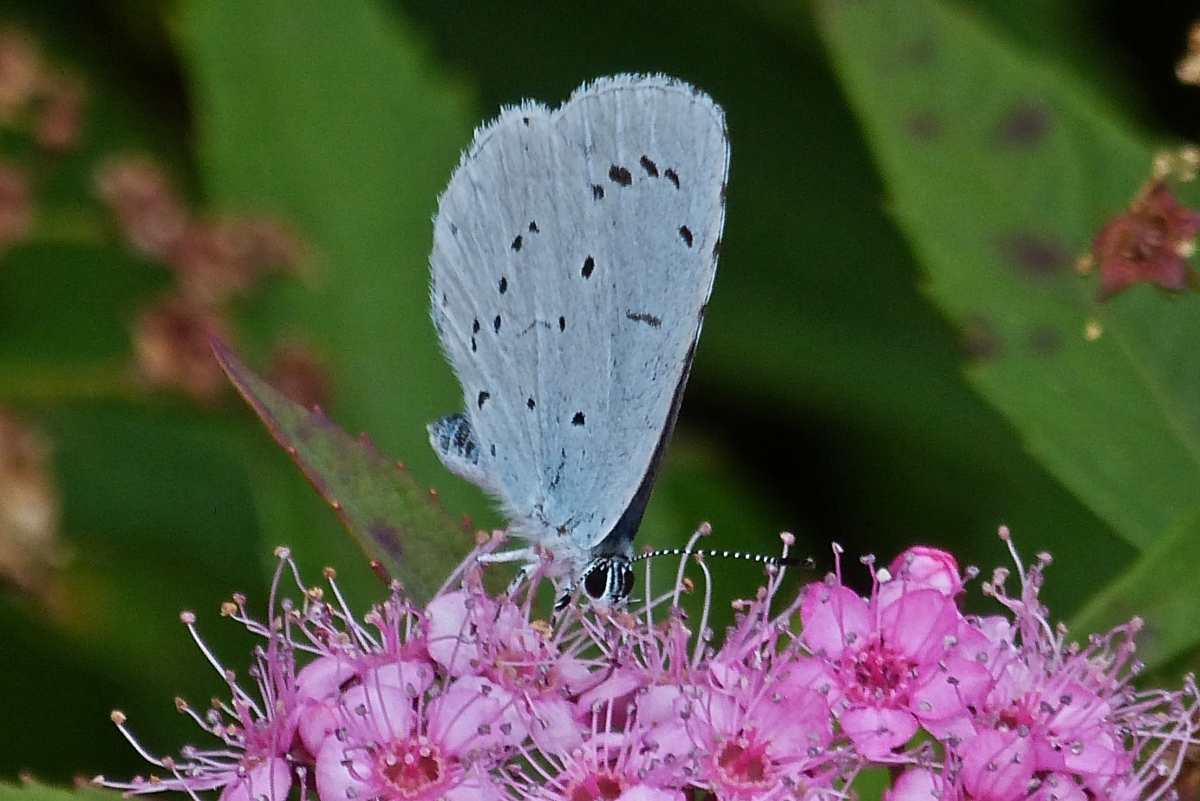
top-left (0, 246), bottom-right (153, 404)
top-left (177, 0), bottom-right (489, 528)
top-left (815, 0), bottom-right (1200, 552)
top-left (212, 336), bottom-right (471, 603)
top-left (1071, 501), bottom-right (1200, 670)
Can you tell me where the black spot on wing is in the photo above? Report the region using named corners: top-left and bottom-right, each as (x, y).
top-left (511, 234), bottom-right (523, 251)
top-left (591, 184), bottom-right (605, 200)
top-left (528, 220), bottom-right (539, 233)
top-left (609, 165), bottom-right (632, 187)
top-left (493, 315), bottom-right (502, 333)
top-left (472, 318), bottom-right (481, 334)
top-left (558, 316), bottom-right (566, 331)
top-left (639, 155), bottom-right (658, 177)
top-left (626, 311), bottom-right (662, 328)
top-left (664, 168), bottom-right (680, 189)
top-left (498, 277), bottom-right (508, 294)
top-left (477, 391), bottom-right (490, 409)
top-left (679, 226), bottom-right (693, 247)
top-left (550, 448), bottom-right (566, 489)
top-left (436, 415), bottom-right (478, 462)
top-left (581, 256), bottom-right (595, 279)
top-left (517, 319), bottom-right (555, 337)
top-left (527, 397), bottom-right (536, 410)
top-left (572, 412), bottom-right (585, 426)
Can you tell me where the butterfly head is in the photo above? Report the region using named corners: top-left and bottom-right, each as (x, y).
top-left (554, 554), bottom-right (635, 611)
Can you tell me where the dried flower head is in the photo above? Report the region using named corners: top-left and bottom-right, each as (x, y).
top-left (34, 71), bottom-right (85, 151)
top-left (169, 218), bottom-right (302, 305)
top-left (0, 30), bottom-right (40, 122)
top-left (1091, 180), bottom-right (1200, 301)
top-left (0, 407), bottom-right (61, 594)
top-left (96, 156), bottom-right (189, 259)
top-left (1178, 20), bottom-right (1200, 86)
top-left (131, 294), bottom-right (229, 401)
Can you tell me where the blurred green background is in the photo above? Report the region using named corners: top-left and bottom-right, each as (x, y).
top-left (1, 0), bottom-right (1198, 788)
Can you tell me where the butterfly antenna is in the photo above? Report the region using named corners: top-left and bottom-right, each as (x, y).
top-left (632, 547), bottom-right (813, 570)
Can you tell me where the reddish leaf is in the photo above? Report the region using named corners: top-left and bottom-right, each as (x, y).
top-left (211, 335), bottom-right (472, 604)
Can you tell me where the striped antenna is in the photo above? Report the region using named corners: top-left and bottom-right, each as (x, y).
top-left (633, 547), bottom-right (813, 571)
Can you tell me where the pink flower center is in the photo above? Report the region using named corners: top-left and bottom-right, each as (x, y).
top-left (373, 735), bottom-right (448, 800)
top-left (844, 635), bottom-right (915, 706)
top-left (714, 730), bottom-right (775, 794)
top-left (491, 646), bottom-right (560, 694)
top-left (996, 696), bottom-right (1037, 731)
top-left (565, 770), bottom-right (624, 801)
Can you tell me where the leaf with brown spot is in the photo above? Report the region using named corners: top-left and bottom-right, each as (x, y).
top-left (818, 0), bottom-right (1200, 668)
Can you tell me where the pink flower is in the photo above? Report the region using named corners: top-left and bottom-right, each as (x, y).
top-left (518, 738), bottom-right (687, 801)
top-left (99, 595), bottom-right (303, 800)
top-left (97, 531), bottom-right (1200, 801)
top-left (798, 549), bottom-right (990, 759)
top-left (499, 613), bottom-right (701, 801)
top-left (959, 730), bottom-right (1033, 801)
top-left (218, 759), bottom-right (293, 801)
top-left (314, 672), bottom-right (520, 801)
top-left (879, 545), bottom-right (969, 605)
top-left (883, 768), bottom-right (947, 801)
top-left (683, 662), bottom-right (838, 801)
top-left (969, 618), bottom-right (1129, 783)
top-left (292, 655), bottom-right (359, 755)
top-left (951, 531), bottom-right (1200, 801)
top-left (661, 580), bottom-right (844, 801)
top-left (424, 589), bottom-right (596, 753)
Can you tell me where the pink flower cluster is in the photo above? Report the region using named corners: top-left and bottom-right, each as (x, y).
top-left (98, 530), bottom-right (1200, 801)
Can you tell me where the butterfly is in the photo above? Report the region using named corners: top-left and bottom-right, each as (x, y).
top-left (428, 74), bottom-right (729, 606)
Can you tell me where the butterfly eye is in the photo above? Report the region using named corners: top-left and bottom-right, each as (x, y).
top-left (615, 560), bottom-right (635, 600)
top-left (583, 561), bottom-right (610, 600)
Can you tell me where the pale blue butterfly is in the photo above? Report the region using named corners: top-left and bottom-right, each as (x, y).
top-left (428, 74), bottom-right (729, 606)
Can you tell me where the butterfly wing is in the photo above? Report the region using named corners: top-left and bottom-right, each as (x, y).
top-left (431, 100), bottom-right (608, 558)
top-left (551, 75), bottom-right (729, 557)
top-left (429, 74), bottom-right (729, 581)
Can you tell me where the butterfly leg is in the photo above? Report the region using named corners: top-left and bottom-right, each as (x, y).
top-left (474, 546), bottom-right (540, 596)
top-left (477, 546), bottom-right (536, 564)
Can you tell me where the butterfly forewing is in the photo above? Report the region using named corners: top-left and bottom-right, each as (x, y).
top-left (551, 76), bottom-right (729, 550)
